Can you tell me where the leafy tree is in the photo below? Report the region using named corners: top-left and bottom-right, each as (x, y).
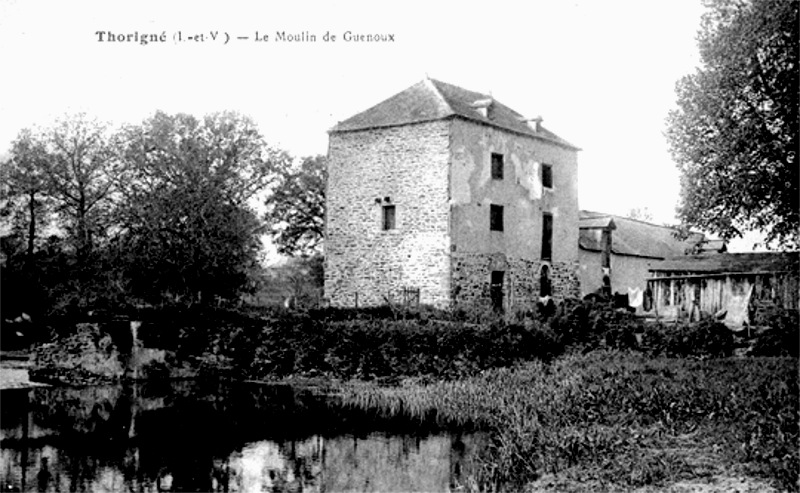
top-left (114, 111), bottom-right (288, 305)
top-left (264, 155), bottom-right (326, 256)
top-left (1, 117), bottom-right (117, 317)
top-left (666, 0), bottom-right (799, 248)
top-left (1, 129), bottom-right (53, 262)
top-left (626, 207), bottom-right (654, 223)
top-left (2, 115), bottom-right (116, 262)
top-left (40, 114), bottom-right (117, 259)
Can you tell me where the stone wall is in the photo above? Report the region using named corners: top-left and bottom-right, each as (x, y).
top-left (33, 323), bottom-right (125, 384)
top-left (549, 260), bottom-right (582, 300)
top-left (451, 252), bottom-right (580, 311)
top-left (30, 322), bottom-right (170, 384)
top-left (447, 118), bottom-right (580, 311)
top-left (325, 121), bottom-right (451, 307)
top-left (325, 116), bottom-right (580, 310)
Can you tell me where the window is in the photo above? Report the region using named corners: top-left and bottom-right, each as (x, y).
top-left (539, 265), bottom-right (552, 297)
top-left (490, 271), bottom-right (504, 312)
top-left (541, 213), bottom-right (553, 260)
top-left (491, 153), bottom-right (504, 180)
top-left (541, 164), bottom-right (553, 189)
top-left (490, 204), bottom-right (504, 231)
top-left (382, 205), bottom-right (396, 230)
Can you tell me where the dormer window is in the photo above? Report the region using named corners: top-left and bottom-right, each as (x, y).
top-left (491, 153), bottom-right (504, 180)
top-left (472, 98), bottom-right (494, 119)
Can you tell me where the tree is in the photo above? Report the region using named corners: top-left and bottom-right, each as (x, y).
top-left (626, 207), bottom-right (654, 223)
top-left (2, 116), bottom-right (117, 262)
top-left (1, 129), bottom-right (53, 263)
top-left (114, 111), bottom-right (288, 304)
top-left (1, 115), bottom-right (117, 264)
top-left (666, 0), bottom-right (798, 248)
top-left (264, 155), bottom-right (326, 256)
top-left (1, 116), bottom-right (119, 318)
top-left (42, 114), bottom-right (117, 259)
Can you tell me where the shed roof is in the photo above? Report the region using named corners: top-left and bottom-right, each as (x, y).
top-left (330, 78), bottom-right (579, 150)
top-left (579, 217), bottom-right (616, 230)
top-left (579, 210), bottom-right (706, 259)
top-left (650, 252), bottom-right (799, 274)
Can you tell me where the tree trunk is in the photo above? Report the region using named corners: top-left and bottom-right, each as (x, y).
top-left (77, 191), bottom-right (90, 261)
top-left (26, 189), bottom-right (36, 266)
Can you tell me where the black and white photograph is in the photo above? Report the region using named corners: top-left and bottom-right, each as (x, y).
top-left (0, 1), bottom-right (797, 491)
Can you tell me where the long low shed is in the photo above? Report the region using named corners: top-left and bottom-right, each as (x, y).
top-left (646, 252), bottom-right (799, 326)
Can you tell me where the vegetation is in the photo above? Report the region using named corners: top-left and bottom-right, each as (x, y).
top-left (20, 296), bottom-right (800, 491)
top-left (4, 109), bottom-right (797, 490)
top-left (0, 111), bottom-right (310, 321)
top-left (113, 111), bottom-right (285, 305)
top-left (342, 352), bottom-right (798, 492)
top-left (666, 0), bottom-right (799, 248)
top-left (125, 302), bottom-right (791, 491)
top-left (263, 154), bottom-right (326, 257)
top-left (130, 301), bottom-right (794, 381)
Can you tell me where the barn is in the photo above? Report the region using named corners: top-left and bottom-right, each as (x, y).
top-left (646, 252), bottom-right (799, 328)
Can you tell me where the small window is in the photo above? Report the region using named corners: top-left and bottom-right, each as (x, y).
top-left (490, 271), bottom-right (504, 313)
top-left (541, 213), bottom-right (553, 260)
top-left (541, 164), bottom-right (553, 189)
top-left (539, 265), bottom-right (552, 297)
top-left (382, 205), bottom-right (396, 230)
top-left (491, 153), bottom-right (504, 180)
top-left (490, 204), bottom-right (504, 232)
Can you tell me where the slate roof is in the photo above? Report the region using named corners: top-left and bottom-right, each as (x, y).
top-left (579, 210), bottom-right (706, 259)
top-left (330, 78), bottom-right (580, 150)
top-left (650, 252), bottom-right (799, 274)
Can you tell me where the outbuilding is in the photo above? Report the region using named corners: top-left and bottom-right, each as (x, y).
top-left (646, 252), bottom-right (799, 327)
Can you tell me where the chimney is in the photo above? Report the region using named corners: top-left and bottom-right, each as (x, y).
top-left (531, 116), bottom-right (543, 132)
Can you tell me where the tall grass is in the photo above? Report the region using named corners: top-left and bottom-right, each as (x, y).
top-left (340, 351), bottom-right (799, 492)
top-left (129, 303), bottom-right (797, 490)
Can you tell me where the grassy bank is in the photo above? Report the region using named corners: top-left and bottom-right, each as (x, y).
top-left (30, 303), bottom-right (800, 490)
top-left (340, 351), bottom-right (799, 492)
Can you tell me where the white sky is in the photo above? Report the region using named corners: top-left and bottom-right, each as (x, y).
top-left (2, 0), bottom-right (741, 248)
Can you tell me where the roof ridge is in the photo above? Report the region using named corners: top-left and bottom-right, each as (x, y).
top-left (330, 78), bottom-right (581, 150)
top-left (581, 209), bottom-right (705, 235)
top-left (425, 77), bottom-right (456, 116)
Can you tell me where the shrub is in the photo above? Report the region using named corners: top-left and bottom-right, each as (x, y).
top-left (175, 308), bottom-right (572, 382)
top-left (661, 319), bottom-right (735, 358)
top-left (750, 308), bottom-right (799, 357)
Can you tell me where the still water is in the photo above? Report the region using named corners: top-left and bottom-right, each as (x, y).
top-left (0, 381), bottom-right (482, 492)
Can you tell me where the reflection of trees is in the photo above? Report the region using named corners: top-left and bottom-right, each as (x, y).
top-left (29, 385), bottom-right (129, 437)
top-left (2, 383), bottom-right (482, 492)
top-left (222, 437), bottom-right (324, 492)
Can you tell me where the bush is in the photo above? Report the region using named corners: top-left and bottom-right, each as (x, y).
top-left (750, 308), bottom-right (799, 357)
top-left (127, 300), bottom-right (761, 385)
top-left (661, 319), bottom-right (735, 358)
top-left (158, 307), bottom-right (570, 382)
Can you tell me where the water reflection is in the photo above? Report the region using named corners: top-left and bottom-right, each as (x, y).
top-left (0, 381), bottom-right (481, 492)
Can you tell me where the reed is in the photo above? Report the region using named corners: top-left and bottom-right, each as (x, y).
top-left (340, 351), bottom-right (799, 492)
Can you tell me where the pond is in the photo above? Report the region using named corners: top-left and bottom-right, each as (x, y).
top-left (0, 381), bottom-right (484, 492)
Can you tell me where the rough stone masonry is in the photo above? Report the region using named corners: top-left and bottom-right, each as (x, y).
top-left (325, 79), bottom-right (581, 311)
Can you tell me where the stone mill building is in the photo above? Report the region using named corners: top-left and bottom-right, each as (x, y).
top-left (324, 78), bottom-right (581, 310)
